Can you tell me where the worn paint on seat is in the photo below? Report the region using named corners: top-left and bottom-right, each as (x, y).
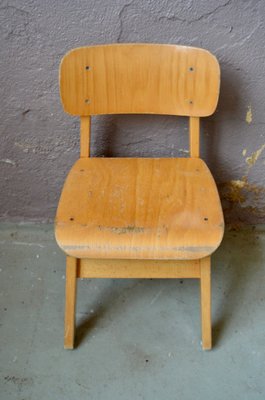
top-left (55, 158), bottom-right (224, 260)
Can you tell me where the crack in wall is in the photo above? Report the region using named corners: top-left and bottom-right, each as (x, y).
top-left (117, 0), bottom-right (135, 42)
top-left (0, 4), bottom-right (31, 40)
top-left (214, 22), bottom-right (262, 53)
top-left (158, 0), bottom-right (232, 24)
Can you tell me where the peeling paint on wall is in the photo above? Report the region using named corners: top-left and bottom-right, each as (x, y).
top-left (245, 144), bottom-right (265, 167)
top-left (220, 140), bottom-right (265, 223)
top-left (246, 105), bottom-right (252, 124)
top-left (0, 159), bottom-right (16, 166)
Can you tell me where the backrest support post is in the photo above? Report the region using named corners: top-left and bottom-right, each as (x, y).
top-left (189, 117), bottom-right (200, 158)
top-left (80, 116), bottom-right (91, 157)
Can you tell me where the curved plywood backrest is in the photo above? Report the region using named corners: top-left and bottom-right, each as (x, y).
top-left (60, 44), bottom-right (220, 117)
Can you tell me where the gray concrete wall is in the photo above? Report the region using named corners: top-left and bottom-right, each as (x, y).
top-left (0, 0), bottom-right (265, 224)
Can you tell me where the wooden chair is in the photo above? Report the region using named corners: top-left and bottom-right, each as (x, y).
top-left (55, 44), bottom-right (224, 350)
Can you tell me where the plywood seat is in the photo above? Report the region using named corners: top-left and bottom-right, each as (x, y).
top-left (55, 157), bottom-right (224, 260)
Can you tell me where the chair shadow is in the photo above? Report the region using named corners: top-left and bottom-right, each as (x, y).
top-left (75, 279), bottom-right (142, 347)
top-left (91, 113), bottom-right (188, 158)
top-left (75, 278), bottom-right (198, 348)
top-left (212, 226), bottom-right (264, 348)
top-left (202, 66), bottom-right (243, 175)
top-left (75, 303), bottom-right (108, 347)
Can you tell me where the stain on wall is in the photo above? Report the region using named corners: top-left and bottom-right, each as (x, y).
top-left (220, 141), bottom-right (265, 224)
top-left (0, 0), bottom-right (265, 224)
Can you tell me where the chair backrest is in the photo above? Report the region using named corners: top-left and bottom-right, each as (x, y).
top-left (60, 44), bottom-right (220, 117)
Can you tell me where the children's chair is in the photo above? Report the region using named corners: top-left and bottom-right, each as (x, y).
top-left (55, 44), bottom-right (224, 350)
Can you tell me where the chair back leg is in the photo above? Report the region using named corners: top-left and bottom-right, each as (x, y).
top-left (64, 256), bottom-right (77, 349)
top-left (200, 256), bottom-right (212, 350)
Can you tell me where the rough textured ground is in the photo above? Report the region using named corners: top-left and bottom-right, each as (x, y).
top-left (0, 223), bottom-right (265, 399)
top-left (0, 0), bottom-right (265, 223)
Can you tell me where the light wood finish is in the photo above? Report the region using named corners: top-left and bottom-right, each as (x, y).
top-left (55, 158), bottom-right (224, 260)
top-left (189, 117), bottom-right (200, 157)
top-left (64, 256), bottom-right (77, 349)
top-left (57, 44), bottom-right (224, 350)
top-left (60, 44), bottom-right (220, 117)
top-left (80, 116), bottom-right (91, 157)
top-left (77, 258), bottom-right (200, 279)
top-left (200, 256), bottom-right (212, 350)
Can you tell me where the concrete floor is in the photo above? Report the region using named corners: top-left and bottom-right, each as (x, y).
top-left (0, 223), bottom-right (265, 399)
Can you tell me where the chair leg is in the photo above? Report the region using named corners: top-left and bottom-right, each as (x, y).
top-left (200, 256), bottom-right (212, 350)
top-left (64, 256), bottom-right (77, 349)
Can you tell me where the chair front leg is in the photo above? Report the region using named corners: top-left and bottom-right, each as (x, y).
top-left (64, 256), bottom-right (77, 349)
top-left (200, 256), bottom-right (212, 350)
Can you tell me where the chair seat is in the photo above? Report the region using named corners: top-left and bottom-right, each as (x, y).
top-left (55, 158), bottom-right (224, 260)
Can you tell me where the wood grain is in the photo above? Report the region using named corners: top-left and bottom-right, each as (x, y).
top-left (64, 256), bottom-right (77, 349)
top-left (200, 256), bottom-right (212, 350)
top-left (189, 116), bottom-right (200, 157)
top-left (60, 44), bottom-right (220, 117)
top-left (55, 158), bottom-right (224, 260)
top-left (77, 258), bottom-right (200, 278)
top-left (80, 116), bottom-right (91, 157)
